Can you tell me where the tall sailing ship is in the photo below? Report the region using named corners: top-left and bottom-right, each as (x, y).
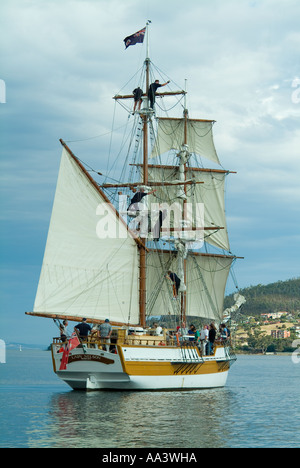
top-left (26, 25), bottom-right (245, 390)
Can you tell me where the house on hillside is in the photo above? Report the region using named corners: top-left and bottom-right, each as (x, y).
top-left (261, 312), bottom-right (287, 321)
top-left (271, 329), bottom-right (291, 339)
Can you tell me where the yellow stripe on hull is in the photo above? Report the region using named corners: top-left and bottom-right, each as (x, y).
top-left (122, 359), bottom-right (229, 376)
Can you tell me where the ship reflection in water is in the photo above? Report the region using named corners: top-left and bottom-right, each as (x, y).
top-left (30, 388), bottom-right (234, 448)
top-left (2, 353), bottom-right (298, 448)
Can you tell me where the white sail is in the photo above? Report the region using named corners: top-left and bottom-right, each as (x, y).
top-left (150, 118), bottom-right (220, 165)
top-left (146, 250), bottom-right (233, 321)
top-left (33, 148), bottom-right (140, 324)
top-left (146, 250), bottom-right (177, 317)
top-left (146, 165), bottom-right (230, 251)
top-left (186, 254), bottom-right (233, 320)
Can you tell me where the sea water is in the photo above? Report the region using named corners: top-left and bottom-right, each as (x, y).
top-left (0, 349), bottom-right (299, 448)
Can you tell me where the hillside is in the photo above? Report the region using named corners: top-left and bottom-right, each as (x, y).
top-left (224, 278), bottom-right (300, 317)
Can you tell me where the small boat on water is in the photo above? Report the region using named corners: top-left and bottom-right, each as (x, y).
top-left (26, 24), bottom-right (244, 391)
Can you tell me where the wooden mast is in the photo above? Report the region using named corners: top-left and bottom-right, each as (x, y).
top-left (138, 25), bottom-right (151, 328)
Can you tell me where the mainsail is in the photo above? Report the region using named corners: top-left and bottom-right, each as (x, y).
top-left (33, 147), bottom-right (140, 325)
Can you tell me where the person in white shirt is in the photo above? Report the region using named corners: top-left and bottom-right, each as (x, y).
top-left (200, 325), bottom-right (209, 356)
top-left (153, 322), bottom-right (163, 336)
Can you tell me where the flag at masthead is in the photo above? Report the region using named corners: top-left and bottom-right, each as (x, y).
top-left (124, 27), bottom-right (146, 49)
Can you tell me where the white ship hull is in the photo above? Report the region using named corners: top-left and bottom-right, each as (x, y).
top-left (52, 342), bottom-right (234, 391)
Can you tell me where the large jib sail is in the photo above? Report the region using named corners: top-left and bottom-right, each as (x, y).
top-left (32, 146), bottom-right (140, 325)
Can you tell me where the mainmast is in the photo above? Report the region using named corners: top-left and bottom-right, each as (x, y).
top-left (137, 21), bottom-right (150, 327)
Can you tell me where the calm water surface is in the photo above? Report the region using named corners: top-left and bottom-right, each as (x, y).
top-left (0, 349), bottom-right (299, 448)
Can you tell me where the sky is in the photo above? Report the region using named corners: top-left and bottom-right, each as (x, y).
top-left (0, 0), bottom-right (299, 345)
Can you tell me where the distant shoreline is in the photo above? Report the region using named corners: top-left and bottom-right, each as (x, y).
top-left (235, 351), bottom-right (293, 356)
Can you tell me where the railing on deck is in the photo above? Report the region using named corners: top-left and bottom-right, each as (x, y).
top-left (52, 331), bottom-right (237, 362)
top-left (52, 336), bottom-right (118, 352)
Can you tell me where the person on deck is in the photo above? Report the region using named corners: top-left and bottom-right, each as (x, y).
top-left (177, 321), bottom-right (188, 342)
top-left (74, 318), bottom-right (91, 340)
top-left (208, 323), bottom-right (217, 355)
top-left (219, 323), bottom-right (228, 341)
top-left (98, 319), bottom-right (112, 351)
top-left (59, 320), bottom-right (69, 343)
top-left (148, 80), bottom-right (170, 109)
top-left (153, 322), bottom-right (163, 336)
top-left (166, 270), bottom-right (181, 298)
top-left (199, 325), bottom-right (209, 356)
top-left (194, 326), bottom-right (201, 345)
top-left (188, 324), bottom-right (196, 341)
top-left (180, 321), bottom-right (188, 336)
top-left (226, 325), bottom-right (231, 343)
top-left (132, 87), bottom-right (143, 114)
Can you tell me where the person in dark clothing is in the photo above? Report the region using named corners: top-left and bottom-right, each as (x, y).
top-left (128, 188), bottom-right (156, 211)
top-left (132, 87), bottom-right (143, 113)
top-left (167, 270), bottom-right (181, 298)
top-left (208, 323), bottom-right (217, 355)
top-left (148, 79), bottom-right (170, 109)
top-left (74, 318), bottom-right (92, 340)
top-left (152, 208), bottom-right (168, 241)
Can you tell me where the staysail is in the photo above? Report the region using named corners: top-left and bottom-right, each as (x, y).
top-left (33, 147), bottom-right (140, 325)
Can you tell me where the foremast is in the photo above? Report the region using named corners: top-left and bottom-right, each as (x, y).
top-left (139, 61), bottom-right (191, 325)
top-left (114, 24), bottom-right (188, 327)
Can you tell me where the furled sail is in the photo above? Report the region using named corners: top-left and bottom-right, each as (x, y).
top-left (146, 250), bottom-right (233, 321)
top-left (33, 148), bottom-right (140, 324)
top-left (145, 165), bottom-right (230, 251)
top-left (150, 117), bottom-right (220, 165)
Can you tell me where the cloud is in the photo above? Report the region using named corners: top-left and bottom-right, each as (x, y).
top-left (1, 0), bottom-right (300, 343)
